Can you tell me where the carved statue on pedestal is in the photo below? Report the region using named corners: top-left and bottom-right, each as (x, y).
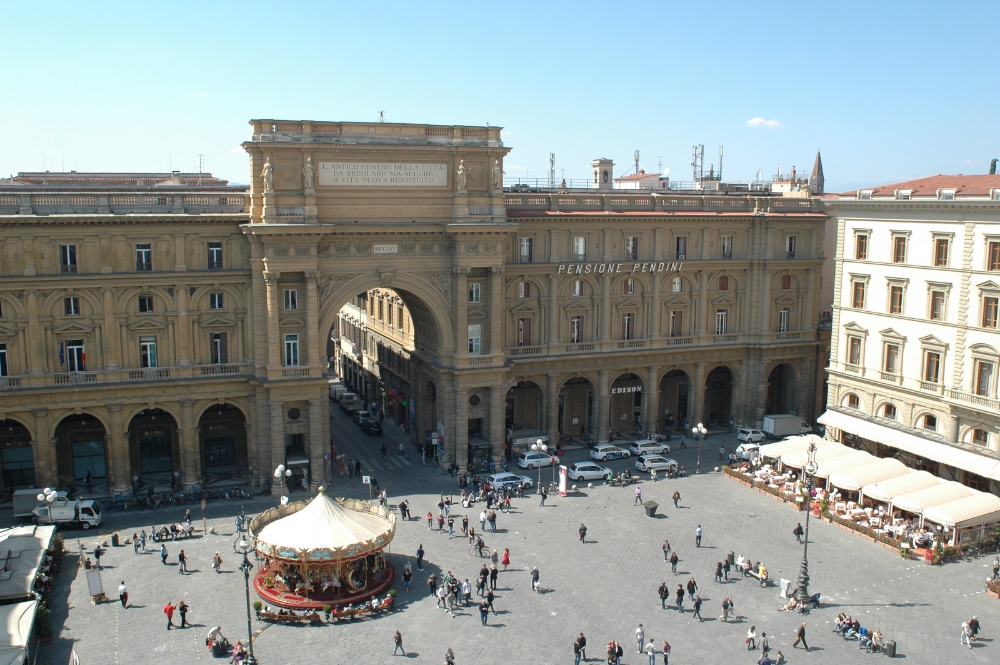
top-left (261, 157), bottom-right (274, 192)
top-left (492, 159), bottom-right (502, 192)
top-left (456, 159), bottom-right (468, 194)
top-left (302, 157), bottom-right (315, 191)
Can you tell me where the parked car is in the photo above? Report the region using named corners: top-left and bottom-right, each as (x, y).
top-left (629, 438), bottom-right (671, 456)
top-left (360, 419), bottom-right (383, 436)
top-left (567, 461), bottom-right (612, 481)
top-left (737, 428), bottom-right (767, 443)
top-left (734, 443), bottom-right (761, 460)
top-left (352, 410), bottom-right (372, 426)
top-left (517, 450), bottom-right (557, 469)
top-left (634, 455), bottom-right (679, 473)
top-left (589, 444), bottom-right (631, 461)
top-left (487, 472), bottom-right (533, 491)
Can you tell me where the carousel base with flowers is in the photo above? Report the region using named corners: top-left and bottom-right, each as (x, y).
top-left (249, 486), bottom-right (397, 612)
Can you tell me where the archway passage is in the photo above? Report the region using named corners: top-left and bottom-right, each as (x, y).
top-left (766, 363), bottom-right (796, 414)
top-left (559, 377), bottom-right (594, 442)
top-left (658, 370), bottom-right (690, 431)
top-left (199, 404), bottom-right (249, 485)
top-left (0, 419), bottom-right (34, 492)
top-left (704, 366), bottom-right (733, 426)
top-left (610, 373), bottom-right (643, 438)
top-left (55, 414), bottom-right (108, 488)
top-left (506, 381), bottom-right (543, 432)
top-left (129, 409), bottom-right (179, 490)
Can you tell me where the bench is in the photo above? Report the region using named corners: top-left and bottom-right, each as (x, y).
top-left (744, 569), bottom-right (770, 587)
top-left (259, 611), bottom-right (304, 625)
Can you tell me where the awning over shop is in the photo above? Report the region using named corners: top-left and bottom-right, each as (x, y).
top-left (818, 409), bottom-right (1000, 481)
top-left (861, 470), bottom-right (943, 503)
top-left (890, 482), bottom-right (976, 514)
top-left (781, 441), bottom-right (853, 469)
top-left (758, 434), bottom-right (825, 460)
top-left (921, 493), bottom-right (1000, 529)
top-left (813, 451), bottom-right (876, 479)
top-left (0, 600), bottom-right (37, 665)
top-left (828, 458), bottom-right (908, 492)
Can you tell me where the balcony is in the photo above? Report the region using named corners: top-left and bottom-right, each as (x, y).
top-left (200, 364), bottom-right (242, 376)
top-left (844, 363), bottom-right (863, 375)
top-left (713, 334), bottom-right (740, 344)
top-left (0, 377), bottom-right (22, 390)
top-left (128, 368), bottom-right (171, 381)
top-left (281, 368), bottom-right (310, 379)
top-left (946, 388), bottom-right (1000, 412)
top-left (879, 371), bottom-right (901, 384)
top-left (509, 346), bottom-right (543, 357)
top-left (616, 340), bottom-right (646, 350)
top-left (665, 337), bottom-right (694, 346)
top-left (775, 332), bottom-right (802, 341)
top-left (920, 380), bottom-right (943, 394)
top-left (53, 372), bottom-right (99, 385)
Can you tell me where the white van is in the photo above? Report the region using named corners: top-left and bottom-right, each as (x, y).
top-left (339, 393), bottom-right (362, 413)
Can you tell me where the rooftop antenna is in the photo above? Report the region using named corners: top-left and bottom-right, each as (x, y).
top-left (549, 153), bottom-right (555, 188)
top-left (691, 144), bottom-right (704, 181)
top-left (718, 146), bottom-right (724, 181)
top-left (657, 155), bottom-right (665, 175)
top-left (198, 154), bottom-right (205, 174)
top-left (634, 150), bottom-right (641, 174)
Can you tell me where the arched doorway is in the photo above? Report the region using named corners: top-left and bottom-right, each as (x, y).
top-left (658, 370), bottom-right (690, 430)
top-left (766, 363), bottom-right (797, 414)
top-left (559, 377), bottom-right (594, 441)
top-left (610, 373), bottom-right (644, 438)
top-left (199, 404), bottom-right (248, 481)
top-left (704, 366), bottom-right (734, 426)
top-left (55, 414), bottom-right (108, 486)
top-left (0, 419), bottom-right (34, 491)
top-left (128, 409), bottom-right (179, 486)
top-left (505, 381), bottom-right (543, 431)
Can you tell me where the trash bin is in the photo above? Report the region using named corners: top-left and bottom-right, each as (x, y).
top-left (727, 550), bottom-right (735, 566)
top-left (643, 501), bottom-right (658, 517)
top-left (884, 639), bottom-right (896, 657)
top-left (779, 578), bottom-right (792, 599)
top-left (111, 533), bottom-right (120, 547)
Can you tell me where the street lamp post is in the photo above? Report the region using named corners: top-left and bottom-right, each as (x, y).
top-left (273, 464), bottom-right (292, 494)
top-left (233, 534), bottom-right (259, 665)
top-left (795, 441), bottom-right (819, 605)
top-left (531, 439), bottom-right (548, 492)
top-left (692, 423), bottom-right (707, 474)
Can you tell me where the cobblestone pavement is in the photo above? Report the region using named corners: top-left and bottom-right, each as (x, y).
top-left (37, 412), bottom-right (1000, 664)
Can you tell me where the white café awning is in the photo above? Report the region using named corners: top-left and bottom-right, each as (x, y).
top-left (818, 409), bottom-right (1000, 481)
top-left (758, 434), bottom-right (825, 461)
top-left (921, 493), bottom-right (1000, 529)
top-left (814, 450), bottom-right (876, 479)
top-left (781, 441), bottom-right (853, 469)
top-left (891, 482), bottom-right (976, 515)
top-left (828, 458), bottom-right (908, 492)
top-left (862, 470), bottom-right (943, 503)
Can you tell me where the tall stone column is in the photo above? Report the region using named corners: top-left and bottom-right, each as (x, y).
top-left (309, 396), bottom-right (325, 489)
top-left (691, 362), bottom-right (707, 427)
top-left (108, 405), bottom-right (131, 493)
top-left (600, 274), bottom-right (611, 341)
top-left (454, 268), bottom-right (469, 358)
top-left (25, 289), bottom-right (43, 375)
top-left (548, 273), bottom-right (559, 346)
top-left (306, 273), bottom-right (320, 374)
top-left (264, 272), bottom-right (281, 370)
top-left (179, 400), bottom-right (200, 488)
top-left (490, 385), bottom-right (505, 462)
top-left (696, 271), bottom-right (708, 336)
top-left (596, 370), bottom-right (610, 444)
top-left (454, 386), bottom-right (469, 469)
top-left (31, 409), bottom-right (54, 489)
top-left (102, 287), bottom-right (119, 370)
top-left (270, 399), bottom-right (285, 496)
top-left (176, 284), bottom-right (191, 367)
top-left (546, 373), bottom-right (560, 445)
top-left (489, 267), bottom-right (504, 357)
top-left (645, 365), bottom-right (658, 435)
top-left (649, 273), bottom-right (661, 338)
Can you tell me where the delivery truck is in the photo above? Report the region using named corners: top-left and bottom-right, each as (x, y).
top-left (32, 495), bottom-right (102, 529)
top-left (761, 414), bottom-right (812, 439)
top-left (13, 488), bottom-right (64, 519)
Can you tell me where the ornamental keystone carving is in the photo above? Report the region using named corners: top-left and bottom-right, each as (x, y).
top-left (379, 270), bottom-right (395, 287)
top-left (424, 271), bottom-right (452, 298)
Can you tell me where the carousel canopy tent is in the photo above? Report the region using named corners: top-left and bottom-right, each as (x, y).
top-left (921, 493), bottom-right (1000, 529)
top-left (813, 450), bottom-right (876, 479)
top-left (890, 482), bottom-right (976, 515)
top-left (758, 434), bottom-right (825, 461)
top-left (780, 441), bottom-right (853, 469)
top-left (828, 458), bottom-right (908, 492)
top-left (861, 470), bottom-right (943, 503)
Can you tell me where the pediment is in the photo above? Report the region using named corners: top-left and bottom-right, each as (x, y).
top-left (509, 301), bottom-right (537, 315)
top-left (563, 300), bottom-right (590, 313)
top-left (662, 295), bottom-right (690, 307)
top-left (919, 334), bottom-right (948, 349)
top-left (126, 318), bottom-right (168, 333)
top-left (199, 314), bottom-right (238, 329)
top-left (467, 307), bottom-right (488, 320)
top-left (279, 315), bottom-right (306, 327)
top-left (977, 280), bottom-right (1000, 294)
top-left (617, 297), bottom-right (641, 309)
top-left (969, 343), bottom-right (998, 355)
top-left (0, 322), bottom-right (18, 338)
top-left (842, 321), bottom-right (868, 334)
top-left (711, 294), bottom-right (735, 306)
top-left (879, 328), bottom-right (906, 343)
top-left (773, 294), bottom-right (797, 305)
top-left (52, 320), bottom-right (95, 335)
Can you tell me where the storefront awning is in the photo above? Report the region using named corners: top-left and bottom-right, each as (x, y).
top-left (921, 493), bottom-right (1000, 529)
top-left (862, 470), bottom-right (943, 503)
top-left (818, 409), bottom-right (1000, 481)
top-left (828, 458), bottom-right (908, 492)
top-left (780, 441), bottom-right (853, 469)
top-left (758, 434), bottom-right (826, 460)
top-left (891, 481), bottom-right (976, 514)
top-left (814, 450), bottom-right (876, 479)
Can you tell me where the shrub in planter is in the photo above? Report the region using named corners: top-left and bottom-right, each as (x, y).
top-left (387, 589), bottom-right (397, 597)
top-left (36, 602), bottom-right (52, 638)
top-left (322, 604), bottom-right (332, 619)
top-left (51, 534), bottom-right (65, 563)
top-left (253, 601), bottom-right (263, 619)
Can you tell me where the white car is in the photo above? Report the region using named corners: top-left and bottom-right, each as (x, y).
top-left (634, 455), bottom-right (679, 473)
top-left (737, 428), bottom-right (767, 443)
top-left (589, 444), bottom-right (631, 461)
top-left (629, 439), bottom-right (671, 456)
top-left (567, 461), bottom-right (612, 481)
top-left (734, 443), bottom-right (761, 460)
top-left (487, 472), bottom-right (533, 491)
top-left (517, 451), bottom-right (557, 469)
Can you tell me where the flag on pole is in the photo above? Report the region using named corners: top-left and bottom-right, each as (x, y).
top-left (59, 342), bottom-right (65, 366)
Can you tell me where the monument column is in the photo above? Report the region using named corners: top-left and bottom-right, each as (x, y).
top-left (691, 362), bottom-right (707, 427)
top-left (596, 370), bottom-right (610, 444)
top-left (107, 405), bottom-right (131, 493)
top-left (102, 287), bottom-right (119, 370)
top-left (31, 409), bottom-right (54, 488)
top-left (454, 386), bottom-right (469, 469)
top-left (489, 385), bottom-right (505, 462)
top-left (306, 272), bottom-right (320, 374)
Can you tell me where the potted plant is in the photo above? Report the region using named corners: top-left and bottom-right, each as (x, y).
top-left (253, 601), bottom-right (263, 619)
top-left (36, 602), bottom-right (53, 641)
top-left (323, 604), bottom-right (332, 621)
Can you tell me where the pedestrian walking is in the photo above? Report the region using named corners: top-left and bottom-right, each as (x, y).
top-left (720, 595), bottom-right (733, 622)
top-left (416, 544), bottom-right (425, 570)
top-left (723, 557), bottom-right (731, 581)
top-left (661, 640), bottom-right (671, 665)
top-left (675, 584), bottom-right (684, 610)
top-left (354, 459), bottom-right (361, 477)
top-left (445, 647), bottom-right (455, 664)
top-left (692, 595), bottom-right (703, 621)
top-left (118, 581), bottom-right (128, 607)
top-left (393, 630), bottom-right (405, 656)
top-left (651, 468), bottom-right (658, 482)
top-left (480, 509), bottom-right (487, 531)
top-left (178, 600), bottom-right (189, 628)
top-left (93, 545), bottom-right (103, 570)
top-left (177, 549), bottom-right (187, 574)
top-left (760, 632), bottom-right (770, 654)
top-left (645, 638), bottom-right (656, 665)
top-left (163, 602), bottom-right (176, 630)
top-left (635, 624), bottom-right (645, 653)
top-left (577, 633), bottom-right (587, 660)
top-left (695, 525), bottom-right (703, 547)
top-left (447, 516), bottom-right (454, 537)
top-left (672, 491), bottom-right (681, 508)
top-left (573, 634), bottom-right (585, 665)
top-left (402, 564), bottom-right (412, 591)
top-left (160, 543), bottom-right (168, 565)
top-left (747, 625), bottom-right (757, 650)
top-left (658, 581), bottom-right (668, 609)
top-left (490, 549), bottom-right (499, 566)
top-left (133, 533), bottom-right (140, 555)
top-left (140, 530), bottom-right (147, 551)
top-left (792, 623), bottom-right (810, 651)
top-left (793, 523), bottom-right (804, 544)
top-left (212, 551), bottom-right (223, 573)
top-left (437, 514), bottom-right (445, 531)
top-left (634, 485), bottom-right (642, 505)
top-left (686, 577), bottom-right (698, 601)
top-left (436, 584), bottom-right (449, 611)
top-left (490, 564), bottom-right (498, 589)
top-left (462, 578), bottom-right (472, 605)
top-left (961, 620), bottom-right (973, 648)
top-left (427, 573), bottom-right (438, 596)
top-left (461, 515), bottom-right (469, 534)
top-left (488, 510), bottom-right (497, 532)
top-left (479, 599), bottom-right (490, 625)
top-left (714, 561), bottom-right (723, 583)
top-left (719, 446), bottom-right (725, 461)
top-left (662, 539), bottom-right (671, 560)
top-left (502, 547), bottom-right (511, 570)
top-left (579, 523), bottom-right (588, 543)
top-left (539, 486), bottom-right (548, 507)
top-left (486, 588), bottom-right (496, 613)
top-left (992, 556), bottom-right (999, 579)
top-left (970, 615), bottom-right (980, 643)
top-left (530, 566), bottom-right (540, 592)
top-left (670, 551), bottom-right (679, 574)
top-left (426, 511), bottom-right (433, 529)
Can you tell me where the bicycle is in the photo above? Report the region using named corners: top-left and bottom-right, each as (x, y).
top-left (468, 544), bottom-right (488, 557)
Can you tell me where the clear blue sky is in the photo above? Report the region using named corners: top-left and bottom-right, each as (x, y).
top-left (2, 1), bottom-right (997, 191)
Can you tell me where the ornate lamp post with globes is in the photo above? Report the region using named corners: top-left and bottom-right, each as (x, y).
top-left (233, 529), bottom-right (259, 665)
top-left (692, 423), bottom-right (707, 474)
top-left (531, 439), bottom-right (548, 492)
top-left (795, 441), bottom-right (819, 605)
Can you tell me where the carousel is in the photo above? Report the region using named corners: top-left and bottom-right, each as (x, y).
top-left (248, 486), bottom-right (396, 611)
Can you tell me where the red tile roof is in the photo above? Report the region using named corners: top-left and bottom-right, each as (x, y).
top-left (842, 174), bottom-right (1000, 197)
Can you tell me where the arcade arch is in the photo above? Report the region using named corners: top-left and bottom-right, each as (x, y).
top-left (198, 403), bottom-right (249, 478)
top-left (54, 413), bottom-right (108, 487)
top-left (0, 418), bottom-right (34, 490)
top-left (703, 366), bottom-right (734, 426)
top-left (766, 363), bottom-right (798, 414)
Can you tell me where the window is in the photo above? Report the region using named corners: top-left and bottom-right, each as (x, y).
top-left (975, 360), bottom-right (994, 397)
top-left (972, 429), bottom-right (989, 446)
top-left (573, 236), bottom-right (587, 261)
top-left (64, 296), bottom-right (80, 316)
top-left (718, 275), bottom-right (729, 291)
top-left (929, 290), bottom-right (945, 320)
top-left (377, 298), bottom-right (384, 320)
top-left (984, 296), bottom-right (999, 328)
top-left (397, 303), bottom-right (404, 329)
top-left (468, 283), bottom-right (481, 304)
top-left (516, 318), bottom-right (532, 346)
top-left (988, 241), bottom-right (1000, 271)
top-left (0, 344), bottom-right (7, 377)
top-left (669, 310), bottom-right (683, 337)
top-left (675, 236), bottom-right (686, 260)
top-left (671, 277), bottom-right (683, 293)
top-left (623, 279), bottom-right (634, 295)
top-left (139, 336), bottom-right (158, 368)
top-left (933, 238), bottom-right (949, 267)
top-left (892, 236), bottom-right (907, 263)
top-left (895, 189), bottom-right (911, 200)
top-left (786, 236), bottom-right (796, 258)
top-left (65, 340), bottom-right (85, 372)
top-left (854, 233), bottom-right (869, 260)
top-left (210, 332), bottom-right (228, 364)
top-left (938, 189), bottom-right (955, 200)
top-left (922, 414), bottom-right (938, 430)
top-left (778, 307), bottom-right (790, 333)
top-left (138, 294), bottom-right (154, 313)
top-left (570, 315), bottom-right (583, 343)
top-left (847, 336), bottom-right (862, 366)
top-left (386, 301), bottom-right (393, 326)
top-left (780, 275), bottom-right (791, 290)
top-left (923, 351), bottom-right (941, 383)
top-left (135, 243), bottom-right (152, 271)
top-left (882, 403), bottom-right (897, 420)
top-left (519, 237), bottom-right (533, 263)
top-left (858, 189), bottom-right (872, 200)
top-left (721, 235), bottom-right (733, 259)
top-left (883, 343), bottom-right (899, 374)
top-left (715, 309), bottom-right (728, 335)
top-left (517, 282), bottom-right (531, 298)
top-left (888, 285), bottom-right (904, 314)
top-left (283, 289), bottom-right (298, 310)
top-left (847, 394), bottom-right (860, 409)
top-left (468, 324), bottom-right (481, 355)
top-left (207, 242), bottom-right (223, 270)
top-left (852, 281), bottom-right (867, 308)
top-left (59, 245), bottom-right (78, 273)
top-left (283, 334), bottom-right (300, 366)
top-left (571, 280), bottom-right (583, 297)
top-left (209, 292), bottom-right (224, 310)
top-left (625, 236), bottom-right (638, 261)
top-left (622, 313), bottom-right (634, 340)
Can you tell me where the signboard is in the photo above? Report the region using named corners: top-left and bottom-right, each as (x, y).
top-left (318, 162), bottom-right (448, 187)
top-left (558, 465), bottom-right (568, 497)
top-left (362, 475), bottom-right (371, 485)
top-left (373, 244), bottom-right (399, 254)
top-left (85, 568), bottom-right (104, 599)
top-left (556, 261), bottom-right (683, 275)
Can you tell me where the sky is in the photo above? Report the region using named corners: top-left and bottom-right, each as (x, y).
top-left (2, 1), bottom-right (998, 192)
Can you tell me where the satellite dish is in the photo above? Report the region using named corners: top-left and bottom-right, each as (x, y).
top-left (662, 167), bottom-right (670, 177)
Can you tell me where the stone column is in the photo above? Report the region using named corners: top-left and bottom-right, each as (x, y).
top-left (264, 272), bottom-right (281, 370)
top-left (270, 399), bottom-right (285, 496)
top-left (696, 271), bottom-right (708, 336)
top-left (546, 373), bottom-right (560, 445)
top-left (600, 274), bottom-right (611, 341)
top-left (489, 266), bottom-right (504, 357)
top-left (648, 273), bottom-right (661, 338)
top-left (306, 272), bottom-right (320, 375)
top-left (25, 289), bottom-right (43, 375)
top-left (309, 396), bottom-right (325, 490)
top-left (31, 409), bottom-right (54, 489)
top-left (454, 386), bottom-right (469, 469)
top-left (691, 362), bottom-right (707, 427)
top-left (108, 405), bottom-right (131, 493)
top-left (490, 385), bottom-right (505, 462)
top-left (179, 400), bottom-right (200, 488)
top-left (174, 234), bottom-right (187, 271)
top-left (102, 287), bottom-right (119, 370)
top-left (548, 273), bottom-right (559, 346)
top-left (176, 284), bottom-right (191, 367)
top-left (454, 268), bottom-right (469, 358)
top-left (645, 365), bottom-right (658, 435)
top-left (596, 370), bottom-right (610, 444)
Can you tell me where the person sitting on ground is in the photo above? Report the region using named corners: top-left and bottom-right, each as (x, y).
top-left (779, 597), bottom-right (799, 612)
top-left (843, 619), bottom-right (862, 640)
top-left (833, 613), bottom-right (851, 633)
top-left (868, 628), bottom-right (884, 653)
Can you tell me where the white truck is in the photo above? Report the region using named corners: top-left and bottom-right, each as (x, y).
top-left (761, 414), bottom-right (812, 439)
top-left (32, 495), bottom-right (102, 529)
top-left (13, 488), bottom-right (64, 519)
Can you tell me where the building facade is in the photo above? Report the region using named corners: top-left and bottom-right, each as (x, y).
top-left (0, 120), bottom-right (828, 496)
top-left (822, 176), bottom-right (1000, 496)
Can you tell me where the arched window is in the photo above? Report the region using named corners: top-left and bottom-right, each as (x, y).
top-left (972, 429), bottom-right (989, 446)
top-left (781, 275), bottom-right (791, 290)
top-left (846, 393), bottom-right (860, 410)
top-left (922, 414), bottom-right (938, 431)
top-left (882, 403), bottom-right (897, 420)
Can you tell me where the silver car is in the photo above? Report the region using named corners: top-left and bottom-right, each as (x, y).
top-left (567, 461), bottom-right (612, 481)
